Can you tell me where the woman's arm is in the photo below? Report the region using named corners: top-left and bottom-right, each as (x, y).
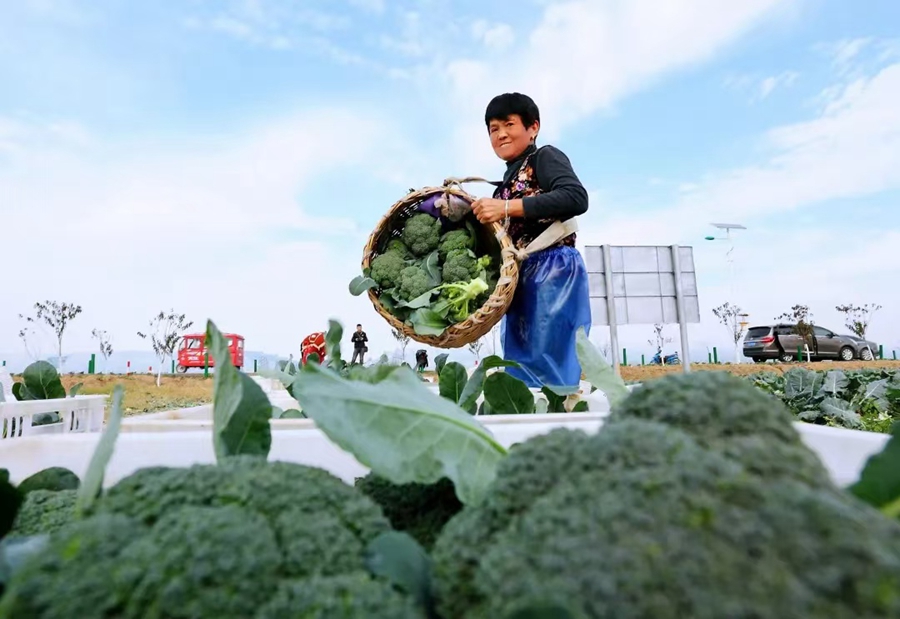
top-left (521, 145), bottom-right (589, 219)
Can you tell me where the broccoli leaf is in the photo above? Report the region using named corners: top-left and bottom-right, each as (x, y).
top-left (349, 274), bottom-right (378, 296)
top-left (434, 353), bottom-right (449, 376)
top-left (572, 400), bottom-right (589, 412)
top-left (365, 531), bottom-right (434, 615)
top-left (458, 355), bottom-right (520, 413)
top-left (423, 250), bottom-right (442, 288)
top-left (14, 361), bottom-right (66, 401)
top-left (439, 362), bottom-right (468, 404)
top-left (575, 328), bottom-right (629, 408)
top-left (850, 422), bottom-right (900, 519)
top-left (397, 289), bottom-right (437, 309)
top-left (818, 370), bottom-right (848, 398)
top-left (75, 384), bottom-right (124, 517)
top-left (68, 382), bottom-right (83, 397)
top-left (484, 372), bottom-right (535, 415)
top-left (409, 308), bottom-right (447, 337)
top-left (325, 320), bottom-right (344, 370)
top-left (208, 320), bottom-right (273, 462)
top-left (540, 386), bottom-right (567, 413)
top-left (290, 363), bottom-right (507, 505)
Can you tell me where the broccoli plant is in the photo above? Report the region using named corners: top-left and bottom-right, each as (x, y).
top-left (137, 310), bottom-right (193, 387)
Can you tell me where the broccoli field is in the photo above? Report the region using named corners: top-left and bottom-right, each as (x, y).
top-left (3, 319), bottom-right (900, 619)
top-left (351, 205), bottom-right (501, 338)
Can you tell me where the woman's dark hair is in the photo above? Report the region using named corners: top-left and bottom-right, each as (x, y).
top-left (484, 93), bottom-right (540, 128)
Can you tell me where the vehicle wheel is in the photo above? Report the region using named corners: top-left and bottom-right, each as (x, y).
top-left (780, 352), bottom-right (795, 363)
top-left (753, 357), bottom-right (766, 363)
top-left (859, 347), bottom-right (875, 361)
top-left (176, 364), bottom-right (188, 374)
top-left (839, 346), bottom-right (855, 362)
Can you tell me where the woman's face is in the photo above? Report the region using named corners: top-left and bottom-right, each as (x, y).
top-left (488, 114), bottom-right (539, 161)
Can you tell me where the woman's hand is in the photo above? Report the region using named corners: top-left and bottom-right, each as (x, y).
top-left (472, 198), bottom-right (509, 224)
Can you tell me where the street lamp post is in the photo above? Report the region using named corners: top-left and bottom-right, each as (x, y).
top-left (705, 223), bottom-right (747, 363)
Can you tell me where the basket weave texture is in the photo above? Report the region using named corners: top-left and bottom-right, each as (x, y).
top-left (362, 184), bottom-right (519, 348)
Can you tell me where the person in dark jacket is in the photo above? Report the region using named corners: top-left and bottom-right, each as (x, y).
top-left (471, 92), bottom-right (591, 389)
top-left (350, 324), bottom-right (368, 365)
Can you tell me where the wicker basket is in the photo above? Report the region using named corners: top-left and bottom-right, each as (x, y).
top-left (362, 181), bottom-right (519, 348)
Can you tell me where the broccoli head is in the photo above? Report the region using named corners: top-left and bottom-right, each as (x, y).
top-left (438, 229), bottom-right (474, 258)
top-left (442, 249), bottom-right (491, 284)
top-left (608, 370), bottom-right (831, 486)
top-left (398, 265), bottom-right (431, 302)
top-left (385, 238), bottom-right (413, 260)
top-left (0, 457), bottom-right (420, 619)
top-left (433, 277), bottom-right (488, 323)
top-left (16, 467), bottom-right (80, 494)
top-left (402, 213), bottom-right (441, 257)
top-left (432, 404), bottom-right (900, 618)
top-left (370, 251), bottom-right (406, 289)
top-left (8, 488), bottom-right (77, 538)
top-left (355, 474), bottom-right (463, 550)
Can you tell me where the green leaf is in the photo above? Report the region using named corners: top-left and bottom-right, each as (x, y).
top-left (397, 289), bottom-right (438, 310)
top-left (477, 399), bottom-right (493, 416)
top-left (17, 361), bottom-right (66, 401)
top-left (484, 372), bottom-right (535, 415)
top-left (458, 355), bottom-right (520, 413)
top-left (820, 397), bottom-right (863, 429)
top-left (409, 308), bottom-right (447, 337)
top-left (17, 467), bottom-right (80, 494)
top-left (572, 400), bottom-right (589, 413)
top-left (325, 320), bottom-right (343, 369)
top-left (68, 382), bottom-right (83, 397)
top-left (784, 368), bottom-right (823, 398)
top-left (349, 275), bottom-right (378, 296)
top-left (575, 328), bottom-right (629, 408)
top-left (289, 363), bottom-right (507, 505)
top-left (439, 362), bottom-right (468, 404)
top-left (540, 386), bottom-right (568, 413)
top-left (75, 384), bottom-right (124, 517)
top-left (365, 531), bottom-right (434, 613)
top-left (208, 320), bottom-right (273, 461)
top-left (434, 353), bottom-right (449, 376)
top-left (423, 250), bottom-right (442, 288)
top-left (850, 423), bottom-right (900, 519)
top-left (818, 370), bottom-right (848, 398)
top-left (11, 382), bottom-right (29, 401)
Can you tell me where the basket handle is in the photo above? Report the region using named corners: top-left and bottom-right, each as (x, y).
top-left (442, 176), bottom-right (501, 187)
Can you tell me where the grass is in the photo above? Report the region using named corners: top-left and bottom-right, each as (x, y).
top-left (16, 359), bottom-right (897, 417)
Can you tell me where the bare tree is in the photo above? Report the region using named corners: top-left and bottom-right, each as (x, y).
top-left (20, 301), bottom-right (82, 372)
top-left (835, 303), bottom-right (881, 339)
top-left (776, 304), bottom-right (816, 357)
top-left (17, 314), bottom-right (45, 361)
top-left (468, 337), bottom-right (484, 363)
top-left (138, 310), bottom-right (193, 387)
top-left (390, 328), bottom-right (411, 363)
top-left (648, 323), bottom-right (673, 355)
top-left (712, 302), bottom-right (746, 363)
top-left (91, 329), bottom-right (114, 370)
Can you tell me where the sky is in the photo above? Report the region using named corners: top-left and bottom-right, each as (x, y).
top-left (2, 0), bottom-right (900, 370)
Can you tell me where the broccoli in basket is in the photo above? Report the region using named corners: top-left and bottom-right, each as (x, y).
top-left (398, 265), bottom-right (431, 301)
top-left (438, 229), bottom-right (475, 258)
top-left (402, 213), bottom-right (441, 257)
top-left (369, 251), bottom-right (406, 290)
top-left (442, 249), bottom-right (491, 284)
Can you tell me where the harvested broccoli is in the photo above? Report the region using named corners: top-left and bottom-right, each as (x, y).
top-left (442, 249), bottom-right (491, 284)
top-left (0, 457), bottom-right (419, 619)
top-left (398, 265), bottom-right (431, 302)
top-left (370, 251), bottom-right (406, 289)
top-left (16, 467), bottom-right (80, 494)
top-left (355, 474), bottom-right (463, 550)
top-left (438, 229), bottom-right (474, 258)
top-left (433, 278), bottom-right (488, 322)
top-left (385, 239), bottom-right (413, 260)
top-left (402, 213), bottom-right (441, 257)
top-left (432, 377), bottom-right (900, 619)
top-left (8, 489), bottom-right (77, 538)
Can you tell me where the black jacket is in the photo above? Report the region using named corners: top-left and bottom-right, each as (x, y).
top-left (351, 331), bottom-right (368, 350)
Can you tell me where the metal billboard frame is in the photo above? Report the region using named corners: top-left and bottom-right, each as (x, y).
top-left (583, 244), bottom-right (700, 375)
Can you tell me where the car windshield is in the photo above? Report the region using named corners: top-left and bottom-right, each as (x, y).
top-left (746, 327), bottom-right (771, 339)
top-left (184, 339), bottom-right (203, 350)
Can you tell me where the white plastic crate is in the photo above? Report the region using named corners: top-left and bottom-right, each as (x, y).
top-left (0, 395), bottom-right (107, 441)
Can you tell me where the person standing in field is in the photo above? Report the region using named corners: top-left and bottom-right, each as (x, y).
top-left (350, 324), bottom-right (368, 365)
top-left (471, 92), bottom-right (591, 389)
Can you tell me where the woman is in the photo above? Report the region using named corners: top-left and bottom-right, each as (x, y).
top-left (472, 92), bottom-right (592, 390)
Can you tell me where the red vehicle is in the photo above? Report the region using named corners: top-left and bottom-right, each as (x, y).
top-left (177, 333), bottom-right (245, 372)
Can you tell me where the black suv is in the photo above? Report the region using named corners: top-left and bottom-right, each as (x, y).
top-left (742, 323), bottom-right (879, 363)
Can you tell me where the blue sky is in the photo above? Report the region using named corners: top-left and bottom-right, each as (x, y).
top-left (2, 0), bottom-right (900, 369)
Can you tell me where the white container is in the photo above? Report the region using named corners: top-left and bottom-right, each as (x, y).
top-left (0, 395), bottom-right (107, 441)
top-left (1, 413), bottom-right (887, 490)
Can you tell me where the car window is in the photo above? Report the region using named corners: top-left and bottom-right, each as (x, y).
top-left (775, 326), bottom-right (795, 336)
top-left (746, 327), bottom-right (771, 338)
top-left (812, 326), bottom-right (832, 337)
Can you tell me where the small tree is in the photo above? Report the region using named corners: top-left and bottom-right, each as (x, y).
top-left (17, 314), bottom-right (45, 361)
top-left (20, 301), bottom-right (82, 372)
top-left (712, 302), bottom-right (746, 363)
top-left (468, 337), bottom-right (484, 363)
top-left (776, 304), bottom-right (815, 357)
top-left (648, 323), bottom-right (673, 357)
top-left (390, 328), bottom-right (411, 363)
top-left (835, 303), bottom-right (881, 339)
top-left (138, 310), bottom-right (193, 387)
top-left (91, 329), bottom-right (114, 370)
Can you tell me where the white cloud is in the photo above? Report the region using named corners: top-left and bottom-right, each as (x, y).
top-left (348, 0), bottom-right (385, 14)
top-left (471, 20), bottom-right (515, 51)
top-left (758, 70), bottom-right (799, 99)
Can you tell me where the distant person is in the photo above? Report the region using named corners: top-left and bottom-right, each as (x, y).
top-left (351, 324), bottom-right (368, 365)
